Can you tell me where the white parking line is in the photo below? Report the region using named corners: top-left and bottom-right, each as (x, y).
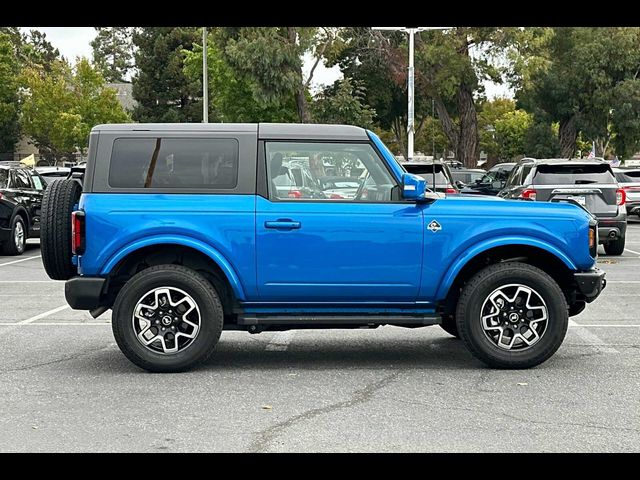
top-left (0, 280), bottom-right (57, 283)
top-left (568, 320), bottom-right (619, 354)
top-left (0, 322), bottom-right (109, 326)
top-left (624, 248), bottom-right (640, 256)
top-left (18, 305), bottom-right (70, 324)
top-left (265, 330), bottom-right (295, 351)
top-left (0, 255), bottom-right (42, 267)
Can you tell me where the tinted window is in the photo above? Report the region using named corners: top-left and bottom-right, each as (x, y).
top-left (31, 175), bottom-right (44, 190)
top-left (521, 165), bottom-right (533, 184)
top-left (265, 142), bottom-right (395, 202)
top-left (533, 164), bottom-right (615, 185)
top-left (109, 138), bottom-right (239, 189)
top-left (12, 170), bottom-right (32, 189)
top-left (0, 170), bottom-right (7, 189)
top-left (403, 164), bottom-right (450, 185)
top-left (616, 170), bottom-right (640, 182)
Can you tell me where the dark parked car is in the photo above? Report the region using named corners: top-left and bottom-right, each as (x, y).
top-left (35, 166), bottom-right (71, 185)
top-left (401, 161), bottom-right (458, 193)
top-left (451, 168), bottom-right (486, 189)
top-left (0, 162), bottom-right (46, 255)
top-left (613, 168), bottom-right (640, 218)
top-left (460, 162), bottom-right (517, 196)
top-left (499, 158), bottom-right (627, 255)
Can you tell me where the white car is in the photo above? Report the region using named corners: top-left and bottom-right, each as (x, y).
top-left (613, 168), bottom-right (640, 218)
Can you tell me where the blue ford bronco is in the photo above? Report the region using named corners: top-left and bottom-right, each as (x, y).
top-left (40, 123), bottom-right (605, 372)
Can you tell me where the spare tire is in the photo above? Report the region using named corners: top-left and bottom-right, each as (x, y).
top-left (41, 179), bottom-right (82, 280)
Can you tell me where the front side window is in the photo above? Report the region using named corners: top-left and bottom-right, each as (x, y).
top-left (265, 142), bottom-right (396, 202)
top-left (109, 138), bottom-right (239, 189)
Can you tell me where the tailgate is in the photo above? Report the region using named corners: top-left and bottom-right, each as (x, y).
top-left (535, 185), bottom-right (618, 216)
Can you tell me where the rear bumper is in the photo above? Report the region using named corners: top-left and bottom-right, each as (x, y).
top-left (65, 277), bottom-right (106, 310)
top-left (597, 216), bottom-right (627, 243)
top-left (626, 201), bottom-right (640, 216)
top-left (574, 268), bottom-right (606, 303)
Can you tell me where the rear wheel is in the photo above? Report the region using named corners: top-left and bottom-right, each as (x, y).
top-left (2, 215), bottom-right (26, 255)
top-left (456, 262), bottom-right (568, 369)
top-left (604, 236), bottom-right (625, 256)
top-left (112, 265), bottom-right (224, 373)
top-left (40, 179), bottom-right (82, 280)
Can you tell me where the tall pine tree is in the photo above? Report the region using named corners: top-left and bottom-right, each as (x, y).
top-left (132, 27), bottom-right (202, 123)
top-left (91, 27), bottom-right (134, 82)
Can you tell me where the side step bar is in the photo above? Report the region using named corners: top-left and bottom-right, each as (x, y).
top-left (237, 314), bottom-right (440, 326)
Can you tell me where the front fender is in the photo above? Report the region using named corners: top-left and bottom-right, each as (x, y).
top-left (99, 234), bottom-right (246, 301)
top-left (434, 235), bottom-right (577, 300)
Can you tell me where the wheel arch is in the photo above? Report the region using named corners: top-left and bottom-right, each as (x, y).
top-left (101, 236), bottom-right (246, 308)
top-left (12, 206), bottom-right (30, 230)
top-left (437, 238), bottom-right (577, 316)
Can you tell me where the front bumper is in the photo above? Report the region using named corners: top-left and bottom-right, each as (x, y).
top-left (65, 277), bottom-right (106, 310)
top-left (574, 268), bottom-right (606, 303)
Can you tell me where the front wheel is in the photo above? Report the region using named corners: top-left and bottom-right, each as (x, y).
top-left (456, 262), bottom-right (568, 369)
top-left (112, 265), bottom-right (224, 372)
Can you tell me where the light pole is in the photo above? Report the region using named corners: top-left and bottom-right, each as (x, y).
top-left (202, 27), bottom-right (208, 123)
top-left (372, 27), bottom-right (450, 161)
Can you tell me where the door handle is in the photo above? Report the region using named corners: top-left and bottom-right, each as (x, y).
top-left (265, 219), bottom-right (301, 230)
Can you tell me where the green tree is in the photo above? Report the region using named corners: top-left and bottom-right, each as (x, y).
top-left (522, 121), bottom-right (560, 158)
top-left (132, 27), bottom-right (202, 123)
top-left (494, 110), bottom-right (533, 160)
top-left (20, 59), bottom-right (130, 162)
top-left (216, 27), bottom-right (338, 123)
top-left (311, 78), bottom-right (375, 128)
top-left (0, 32), bottom-right (20, 153)
top-left (514, 27), bottom-right (640, 158)
top-left (182, 30), bottom-right (297, 123)
top-left (91, 27), bottom-right (135, 82)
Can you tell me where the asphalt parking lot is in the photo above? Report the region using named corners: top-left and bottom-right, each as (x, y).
top-left (1, 221), bottom-right (640, 452)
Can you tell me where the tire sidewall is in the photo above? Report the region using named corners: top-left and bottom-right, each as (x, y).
top-left (13, 216), bottom-right (25, 254)
top-left (113, 267), bottom-right (223, 372)
top-left (458, 265), bottom-right (568, 368)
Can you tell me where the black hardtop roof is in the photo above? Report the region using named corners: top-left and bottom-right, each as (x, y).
top-left (91, 123), bottom-right (369, 141)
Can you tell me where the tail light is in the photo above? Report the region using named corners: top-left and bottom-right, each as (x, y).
top-left (0, 192), bottom-right (3, 200)
top-left (329, 193), bottom-right (344, 199)
top-left (71, 210), bottom-right (85, 255)
top-left (288, 190), bottom-right (302, 199)
top-left (445, 186), bottom-right (458, 194)
top-left (616, 188), bottom-right (626, 206)
top-left (520, 189), bottom-right (537, 201)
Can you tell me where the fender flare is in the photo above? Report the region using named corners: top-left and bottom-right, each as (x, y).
top-left (435, 235), bottom-right (577, 299)
top-left (100, 234), bottom-right (246, 301)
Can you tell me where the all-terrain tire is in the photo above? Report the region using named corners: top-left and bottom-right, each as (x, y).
top-left (40, 179), bottom-right (82, 280)
top-left (112, 265), bottom-right (224, 373)
top-left (603, 237), bottom-right (625, 256)
top-left (439, 314), bottom-right (460, 338)
top-left (456, 262), bottom-right (568, 369)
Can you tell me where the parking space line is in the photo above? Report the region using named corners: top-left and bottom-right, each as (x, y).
top-left (568, 320), bottom-right (619, 354)
top-left (0, 255), bottom-right (42, 267)
top-left (265, 331), bottom-right (295, 351)
top-left (570, 324), bottom-right (640, 327)
top-left (624, 248), bottom-right (640, 256)
top-left (0, 322), bottom-right (109, 326)
top-left (0, 280), bottom-right (57, 283)
top-left (18, 305), bottom-right (70, 324)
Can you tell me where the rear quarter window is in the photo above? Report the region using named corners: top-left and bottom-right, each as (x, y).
top-left (108, 137), bottom-right (239, 189)
top-left (533, 164), bottom-right (615, 185)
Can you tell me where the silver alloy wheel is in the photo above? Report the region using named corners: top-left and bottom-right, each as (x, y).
top-left (132, 286), bottom-right (201, 355)
top-left (480, 283), bottom-right (549, 351)
top-left (14, 220), bottom-right (24, 251)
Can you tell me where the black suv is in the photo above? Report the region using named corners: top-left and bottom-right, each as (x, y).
top-left (499, 158), bottom-right (627, 255)
top-left (460, 162), bottom-right (517, 196)
top-left (0, 163), bottom-right (46, 255)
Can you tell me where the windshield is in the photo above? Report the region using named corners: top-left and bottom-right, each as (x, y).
top-left (533, 164), bottom-right (615, 185)
top-left (403, 164), bottom-right (450, 185)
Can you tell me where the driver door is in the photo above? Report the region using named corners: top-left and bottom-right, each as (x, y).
top-left (255, 141), bottom-right (424, 303)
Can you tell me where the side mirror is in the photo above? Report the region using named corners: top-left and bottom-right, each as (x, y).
top-left (401, 173), bottom-right (426, 201)
top-left (455, 180), bottom-right (466, 189)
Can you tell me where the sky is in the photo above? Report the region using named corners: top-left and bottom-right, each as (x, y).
top-left (20, 27), bottom-right (512, 98)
